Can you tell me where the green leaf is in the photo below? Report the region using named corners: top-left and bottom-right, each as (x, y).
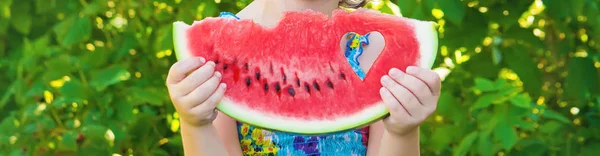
top-left (474, 77), bottom-right (496, 92)
top-left (90, 66), bottom-right (130, 91)
top-left (60, 80), bottom-right (87, 101)
top-left (509, 94), bottom-right (532, 108)
top-left (430, 125), bottom-right (455, 151)
top-left (116, 33), bottom-right (137, 60)
top-left (81, 124), bottom-right (109, 143)
top-left (153, 25), bottom-right (174, 52)
top-left (10, 3), bottom-right (30, 35)
top-left (80, 49), bottom-right (109, 70)
top-left (152, 149), bottom-right (170, 156)
top-left (477, 132), bottom-right (494, 156)
top-left (442, 9), bottom-right (487, 49)
top-left (59, 131), bottom-right (78, 151)
top-left (571, 0), bottom-right (585, 16)
top-left (82, 1), bottom-right (107, 16)
top-left (582, 143), bottom-right (600, 156)
top-left (0, 115), bottom-right (17, 133)
top-left (53, 16), bottom-right (92, 47)
top-left (566, 57), bottom-right (598, 103)
top-left (513, 120), bottom-right (535, 131)
top-left (544, 0), bottom-right (570, 19)
top-left (116, 101), bottom-right (133, 121)
top-left (438, 0), bottom-right (466, 26)
top-left (24, 80), bottom-right (45, 97)
top-left (493, 122), bottom-right (518, 150)
top-left (471, 93), bottom-right (498, 110)
top-left (464, 49), bottom-right (501, 79)
top-left (454, 131), bottom-right (478, 156)
top-left (540, 121), bottom-right (563, 134)
top-left (437, 92), bottom-right (468, 122)
top-left (517, 139), bottom-right (547, 156)
top-left (395, 0), bottom-right (418, 17)
top-left (542, 110), bottom-right (570, 123)
top-left (43, 54), bottom-right (74, 81)
top-left (35, 0), bottom-right (55, 14)
top-left (501, 45), bottom-right (542, 97)
top-left (0, 0), bottom-right (11, 17)
top-left (128, 87), bottom-right (165, 106)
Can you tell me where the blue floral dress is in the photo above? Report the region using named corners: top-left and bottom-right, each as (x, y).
top-left (218, 12), bottom-right (372, 156)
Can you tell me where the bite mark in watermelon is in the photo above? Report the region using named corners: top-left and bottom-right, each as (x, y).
top-left (172, 9), bottom-right (438, 134)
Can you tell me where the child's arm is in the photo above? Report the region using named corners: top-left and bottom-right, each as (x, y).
top-left (214, 112), bottom-right (245, 155)
top-left (367, 121), bottom-right (420, 156)
top-left (366, 121), bottom-right (384, 156)
top-left (371, 67), bottom-right (441, 156)
top-left (377, 129), bottom-right (421, 156)
top-left (180, 123), bottom-right (230, 155)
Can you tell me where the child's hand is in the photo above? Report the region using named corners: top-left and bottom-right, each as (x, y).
top-left (166, 57), bottom-right (227, 127)
top-left (379, 66), bottom-right (441, 136)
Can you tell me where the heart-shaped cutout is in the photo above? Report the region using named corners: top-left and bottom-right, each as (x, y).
top-left (339, 31), bottom-right (385, 80)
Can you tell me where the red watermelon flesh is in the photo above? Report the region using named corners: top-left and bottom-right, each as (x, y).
top-left (173, 9), bottom-right (438, 134)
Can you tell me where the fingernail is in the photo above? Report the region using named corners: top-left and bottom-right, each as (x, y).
top-left (389, 68), bottom-right (402, 78)
top-left (406, 66), bottom-right (418, 74)
top-left (381, 76), bottom-right (393, 84)
top-left (220, 83), bottom-right (227, 89)
top-left (198, 57), bottom-right (206, 64)
top-left (207, 61), bottom-right (215, 67)
top-left (379, 87), bottom-right (387, 94)
top-left (215, 72), bottom-right (222, 78)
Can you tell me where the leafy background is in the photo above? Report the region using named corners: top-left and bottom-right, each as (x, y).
top-left (0, 0), bottom-right (599, 155)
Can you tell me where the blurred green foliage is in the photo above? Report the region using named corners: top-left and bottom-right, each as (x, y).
top-left (0, 0), bottom-right (599, 155)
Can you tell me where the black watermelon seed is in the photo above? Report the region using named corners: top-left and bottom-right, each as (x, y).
top-left (326, 80), bottom-right (334, 89)
top-left (304, 82), bottom-right (311, 93)
top-left (245, 77), bottom-right (251, 87)
top-left (215, 59), bottom-right (219, 64)
top-left (313, 81), bottom-right (321, 91)
top-left (295, 73), bottom-right (300, 86)
top-left (288, 87), bottom-right (296, 97)
top-left (244, 63), bottom-right (249, 70)
top-left (280, 68), bottom-right (287, 84)
top-left (340, 73), bottom-right (346, 80)
top-left (296, 78), bottom-right (301, 87)
top-left (255, 72), bottom-right (261, 80)
top-left (282, 75), bottom-right (287, 84)
top-left (263, 83), bottom-right (269, 92)
top-left (274, 83), bottom-right (281, 93)
top-left (223, 64), bottom-right (229, 70)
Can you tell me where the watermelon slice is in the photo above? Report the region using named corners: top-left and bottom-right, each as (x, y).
top-left (172, 9), bottom-right (438, 134)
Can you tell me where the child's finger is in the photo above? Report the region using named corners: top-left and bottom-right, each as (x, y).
top-left (182, 72), bottom-right (222, 108)
top-left (178, 61), bottom-right (216, 94)
top-left (188, 83), bottom-right (226, 123)
top-left (166, 57), bottom-right (205, 85)
top-left (406, 66), bottom-right (442, 96)
top-left (202, 83), bottom-right (227, 110)
top-left (388, 68), bottom-right (431, 103)
top-left (380, 87), bottom-right (411, 118)
top-left (381, 75), bottom-right (424, 116)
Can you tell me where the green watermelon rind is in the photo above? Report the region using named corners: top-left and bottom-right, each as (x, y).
top-left (172, 18), bottom-right (438, 134)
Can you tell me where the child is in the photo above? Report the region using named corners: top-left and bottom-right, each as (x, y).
top-left (166, 0), bottom-right (441, 155)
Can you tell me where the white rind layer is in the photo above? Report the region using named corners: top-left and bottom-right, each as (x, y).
top-left (173, 22), bottom-right (192, 60)
top-left (218, 97), bottom-right (388, 134)
top-left (413, 20), bottom-right (439, 68)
